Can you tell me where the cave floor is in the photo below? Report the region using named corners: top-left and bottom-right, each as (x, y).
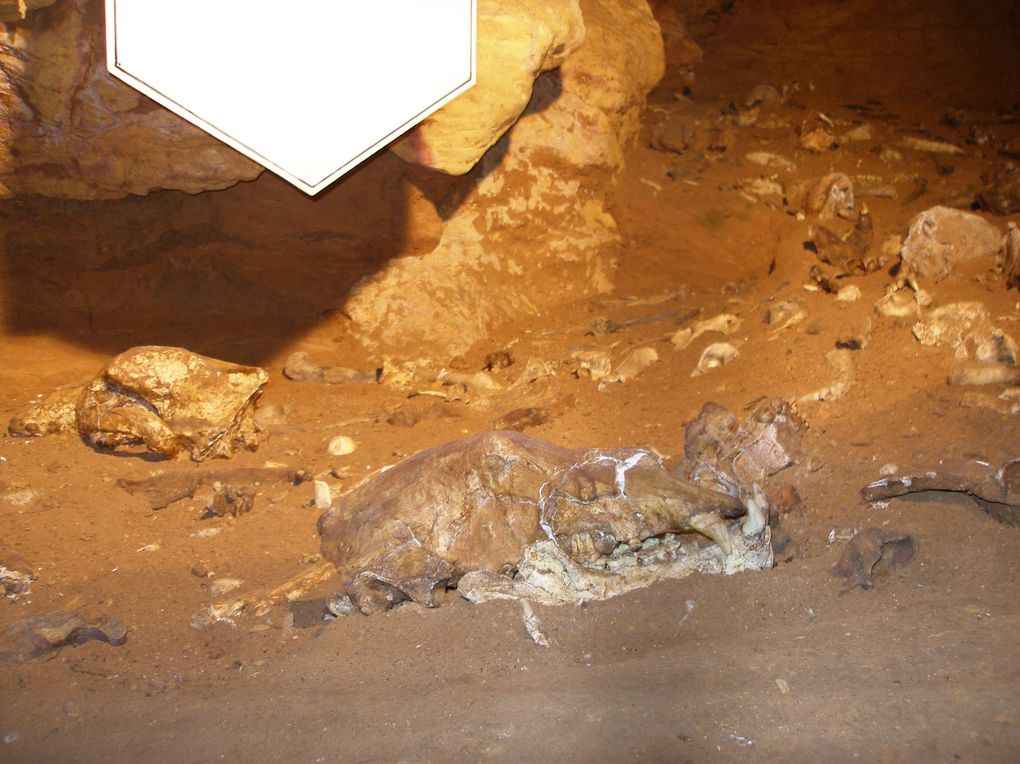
top-left (1, 2), bottom-right (1019, 762)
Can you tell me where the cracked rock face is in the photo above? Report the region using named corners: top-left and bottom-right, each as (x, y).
top-left (0, 0), bottom-right (260, 198)
top-left (318, 431), bottom-right (761, 614)
top-left (76, 346), bottom-right (268, 460)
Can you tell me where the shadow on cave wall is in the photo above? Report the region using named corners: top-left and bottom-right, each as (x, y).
top-left (0, 153), bottom-right (428, 367)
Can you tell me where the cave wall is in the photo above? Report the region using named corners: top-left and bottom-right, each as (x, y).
top-left (0, 0), bottom-right (702, 358)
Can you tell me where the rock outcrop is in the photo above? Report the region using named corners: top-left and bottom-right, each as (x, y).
top-left (389, 0), bottom-right (586, 175)
top-left (347, 0), bottom-right (667, 356)
top-left (0, 0), bottom-right (260, 198)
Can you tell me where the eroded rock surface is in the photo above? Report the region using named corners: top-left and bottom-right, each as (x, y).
top-left (347, 0), bottom-right (667, 356)
top-left (390, 0), bottom-right (586, 175)
top-left (0, 0), bottom-right (259, 198)
top-left (318, 431), bottom-right (758, 614)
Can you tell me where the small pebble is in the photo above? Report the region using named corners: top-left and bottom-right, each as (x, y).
top-left (879, 463), bottom-right (898, 476)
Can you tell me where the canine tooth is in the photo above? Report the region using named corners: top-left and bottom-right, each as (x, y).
top-left (690, 513), bottom-right (733, 556)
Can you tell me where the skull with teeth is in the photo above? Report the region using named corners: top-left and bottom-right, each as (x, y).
top-left (318, 431), bottom-right (750, 614)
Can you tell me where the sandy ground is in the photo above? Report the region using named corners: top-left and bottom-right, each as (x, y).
top-left (1, 1), bottom-right (1019, 761)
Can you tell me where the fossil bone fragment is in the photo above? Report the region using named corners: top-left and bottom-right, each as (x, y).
top-left (76, 346), bottom-right (268, 460)
top-left (317, 431), bottom-right (766, 614)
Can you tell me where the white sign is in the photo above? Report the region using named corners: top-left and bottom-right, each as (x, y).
top-left (105, 0), bottom-right (476, 195)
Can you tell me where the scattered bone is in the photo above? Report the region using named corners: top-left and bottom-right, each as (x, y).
top-left (7, 386), bottom-right (80, 437)
top-left (0, 565), bottom-right (33, 599)
top-left (961, 391), bottom-right (1020, 416)
top-left (591, 306), bottom-right (698, 336)
top-left (3, 488), bottom-right (38, 507)
top-left (737, 177), bottom-right (784, 198)
top-left (459, 530), bottom-right (771, 607)
top-left (680, 398), bottom-right (805, 493)
top-left (437, 370), bottom-right (502, 394)
top-left (249, 561), bottom-right (338, 616)
top-left (852, 175), bottom-right (897, 199)
top-left (283, 352), bottom-right (375, 384)
top-left (798, 349), bottom-right (855, 402)
top-left (745, 152), bottom-right (796, 172)
top-left (808, 265), bottom-right (840, 294)
top-left (593, 290), bottom-right (689, 309)
top-left (327, 435), bottom-right (358, 457)
top-left (495, 407), bottom-right (550, 432)
top-left (809, 207), bottom-right (877, 274)
top-left (912, 302), bottom-right (988, 348)
top-left (900, 136), bottom-right (963, 155)
top-left (1002, 222), bottom-right (1019, 289)
top-left (116, 466), bottom-right (308, 510)
top-left (326, 592), bottom-right (358, 618)
top-left (737, 106), bottom-right (760, 127)
top-left (209, 578), bottom-right (244, 597)
top-left (881, 234), bottom-right (903, 259)
top-left (520, 601), bottom-right (550, 647)
top-left (786, 173), bottom-right (855, 220)
top-left (764, 301), bottom-right (806, 331)
top-left (0, 612), bottom-right (127, 664)
top-left (607, 347), bottom-right (659, 383)
top-left (879, 145), bottom-right (904, 163)
top-left (483, 350), bottom-right (515, 371)
top-left (194, 561), bottom-right (336, 628)
top-left (798, 113), bottom-right (836, 152)
top-left (744, 84), bottom-right (782, 108)
top-left (830, 529), bottom-right (918, 591)
top-left (204, 482), bottom-right (255, 518)
top-left (836, 318), bottom-right (872, 350)
top-left (378, 358), bottom-right (425, 389)
top-left (977, 162), bottom-right (1020, 216)
top-left (671, 313), bottom-right (742, 350)
top-left (900, 206), bottom-right (1003, 281)
top-left (494, 396), bottom-right (574, 432)
top-left (836, 285), bottom-right (861, 302)
top-left (317, 431), bottom-right (753, 614)
top-left (314, 480), bottom-right (333, 511)
top-left (77, 346), bottom-right (267, 460)
top-left (191, 600), bottom-right (247, 629)
top-left (840, 124), bottom-right (873, 143)
top-left (692, 343), bottom-right (740, 376)
top-left (949, 362), bottom-right (1020, 386)
top-left (912, 302), bottom-right (1017, 362)
top-left (568, 350), bottom-right (612, 382)
top-left (874, 284), bottom-right (922, 318)
top-left (512, 358), bottom-right (558, 387)
top-left (862, 458), bottom-right (1020, 524)
top-left (254, 403), bottom-right (292, 428)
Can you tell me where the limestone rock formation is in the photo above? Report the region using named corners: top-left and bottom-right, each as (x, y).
top-left (347, 0), bottom-right (667, 356)
top-left (0, 0), bottom-right (260, 198)
top-left (389, 0), bottom-right (586, 175)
